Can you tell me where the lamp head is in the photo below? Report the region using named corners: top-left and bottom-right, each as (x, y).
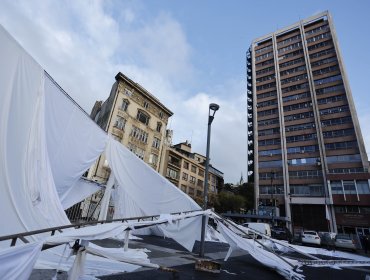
top-left (209, 103), bottom-right (220, 112)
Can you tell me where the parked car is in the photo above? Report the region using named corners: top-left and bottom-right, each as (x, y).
top-left (271, 227), bottom-right (293, 242)
top-left (242, 222), bottom-right (271, 237)
top-left (318, 232), bottom-right (336, 247)
top-left (334, 234), bottom-right (356, 251)
top-left (301, 231), bottom-right (321, 246)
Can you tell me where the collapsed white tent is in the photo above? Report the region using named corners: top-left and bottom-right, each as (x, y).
top-left (0, 23), bottom-right (205, 279)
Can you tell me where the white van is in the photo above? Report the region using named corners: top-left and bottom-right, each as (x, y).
top-left (242, 222), bottom-right (271, 237)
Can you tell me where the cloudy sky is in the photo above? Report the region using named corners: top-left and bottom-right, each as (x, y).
top-left (1, 0), bottom-right (369, 183)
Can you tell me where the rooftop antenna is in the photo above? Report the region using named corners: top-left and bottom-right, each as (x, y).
top-left (190, 130), bottom-right (193, 145)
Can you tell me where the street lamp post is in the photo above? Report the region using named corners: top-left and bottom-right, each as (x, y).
top-left (199, 103), bottom-right (220, 257)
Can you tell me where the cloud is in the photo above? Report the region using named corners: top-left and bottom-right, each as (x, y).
top-left (0, 0), bottom-right (247, 183)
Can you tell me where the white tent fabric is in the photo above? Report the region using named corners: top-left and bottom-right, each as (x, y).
top-left (44, 75), bottom-right (107, 203)
top-left (106, 137), bottom-right (201, 217)
top-left (0, 24), bottom-right (70, 238)
top-left (157, 214), bottom-right (203, 251)
top-left (60, 178), bottom-right (102, 210)
top-left (218, 222), bottom-right (303, 280)
top-left (0, 242), bottom-right (43, 280)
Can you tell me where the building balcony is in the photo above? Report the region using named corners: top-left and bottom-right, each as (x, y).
top-left (112, 127), bottom-right (124, 138)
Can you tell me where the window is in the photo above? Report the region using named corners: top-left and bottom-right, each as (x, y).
top-left (182, 173), bottom-right (188, 181)
top-left (196, 190), bottom-right (202, 197)
top-left (136, 110), bottom-right (150, 125)
top-left (256, 51), bottom-right (273, 61)
top-left (255, 45), bottom-right (273, 54)
top-left (256, 74), bottom-right (275, 83)
top-left (288, 157), bottom-right (319, 166)
top-left (305, 24), bottom-right (329, 35)
top-left (156, 122), bottom-right (162, 133)
top-left (277, 34), bottom-right (301, 47)
top-left (258, 127), bottom-right (280, 136)
top-left (180, 185), bottom-right (187, 192)
top-left (285, 122), bottom-right (315, 132)
top-left (198, 169), bottom-right (205, 177)
top-left (159, 111), bottom-right (164, 119)
top-left (280, 65), bottom-right (306, 76)
top-left (279, 57), bottom-right (305, 69)
top-left (152, 137), bottom-right (161, 149)
top-left (284, 111), bottom-right (314, 122)
top-left (258, 138), bottom-right (281, 146)
top-left (309, 48), bottom-right (335, 59)
top-left (343, 181), bottom-right (356, 195)
top-left (326, 154), bottom-right (361, 164)
top-left (191, 165), bottom-right (197, 173)
top-left (256, 59), bottom-right (274, 68)
top-left (256, 82), bottom-right (276, 91)
top-left (120, 99), bottom-right (129, 111)
top-left (143, 101), bottom-right (149, 109)
top-left (311, 56), bottom-right (337, 68)
top-left (183, 161), bottom-right (189, 169)
top-left (314, 74), bottom-right (342, 86)
top-left (357, 181), bottom-right (370, 194)
top-left (322, 128), bottom-right (354, 138)
top-left (290, 184), bottom-right (324, 196)
top-left (259, 160), bottom-right (282, 168)
top-left (130, 126), bottom-right (148, 143)
top-left (188, 187), bottom-right (195, 195)
top-left (316, 84), bottom-right (345, 95)
top-left (286, 145), bottom-right (318, 154)
top-left (278, 49), bottom-right (304, 61)
top-left (312, 65), bottom-right (339, 76)
top-left (331, 181), bottom-right (343, 194)
top-left (257, 108), bottom-right (278, 117)
top-left (114, 116), bottom-right (126, 130)
top-left (283, 101), bottom-right (311, 112)
top-left (306, 32), bottom-right (331, 43)
top-left (259, 149), bottom-right (281, 156)
top-left (258, 118), bottom-right (279, 127)
top-left (128, 143), bottom-right (145, 160)
top-left (286, 133), bottom-right (317, 143)
top-left (319, 105), bottom-right (349, 116)
top-left (256, 66), bottom-right (274, 76)
top-left (197, 179), bottom-right (204, 187)
top-left (257, 90), bottom-right (276, 99)
top-left (278, 42), bottom-right (302, 54)
top-left (257, 99), bottom-right (277, 108)
top-left (166, 168), bottom-right (179, 180)
top-left (190, 176), bottom-right (196, 184)
top-left (281, 82), bottom-right (309, 93)
top-left (317, 94), bottom-right (346, 105)
top-left (307, 40), bottom-right (332, 51)
top-left (321, 116), bottom-right (352, 127)
top-left (149, 154), bottom-right (158, 166)
top-left (289, 170), bottom-right (322, 179)
top-left (281, 73), bottom-right (307, 85)
top-left (124, 88), bottom-right (133, 97)
top-left (325, 141), bottom-right (358, 151)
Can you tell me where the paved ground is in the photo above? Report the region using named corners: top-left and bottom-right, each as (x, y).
top-left (30, 235), bottom-right (370, 280)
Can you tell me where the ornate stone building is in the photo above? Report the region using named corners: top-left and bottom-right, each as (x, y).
top-left (89, 72), bottom-right (173, 182)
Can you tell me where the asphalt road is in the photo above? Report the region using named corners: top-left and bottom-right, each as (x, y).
top-left (30, 235), bottom-right (370, 280)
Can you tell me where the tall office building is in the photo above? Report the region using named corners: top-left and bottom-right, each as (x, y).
top-left (247, 11), bottom-right (370, 235)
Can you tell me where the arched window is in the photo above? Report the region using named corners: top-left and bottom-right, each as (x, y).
top-left (137, 110), bottom-right (150, 125)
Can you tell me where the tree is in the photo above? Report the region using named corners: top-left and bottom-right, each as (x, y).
top-left (215, 191), bottom-right (246, 213)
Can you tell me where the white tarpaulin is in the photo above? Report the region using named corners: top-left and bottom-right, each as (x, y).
top-left (0, 242), bottom-right (43, 280)
top-left (44, 75), bottom-right (107, 204)
top-left (157, 213), bottom-right (203, 251)
top-left (106, 137), bottom-right (201, 217)
top-left (0, 24), bottom-right (70, 238)
top-left (60, 178), bottom-right (102, 210)
top-left (218, 222), bottom-right (303, 280)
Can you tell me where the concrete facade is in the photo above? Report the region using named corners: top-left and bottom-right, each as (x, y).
top-left (159, 141), bottom-right (224, 206)
top-left (89, 72), bottom-right (173, 182)
top-left (247, 11), bottom-right (370, 235)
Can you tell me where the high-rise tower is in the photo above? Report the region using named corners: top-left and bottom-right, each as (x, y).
top-left (247, 11), bottom-right (370, 234)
